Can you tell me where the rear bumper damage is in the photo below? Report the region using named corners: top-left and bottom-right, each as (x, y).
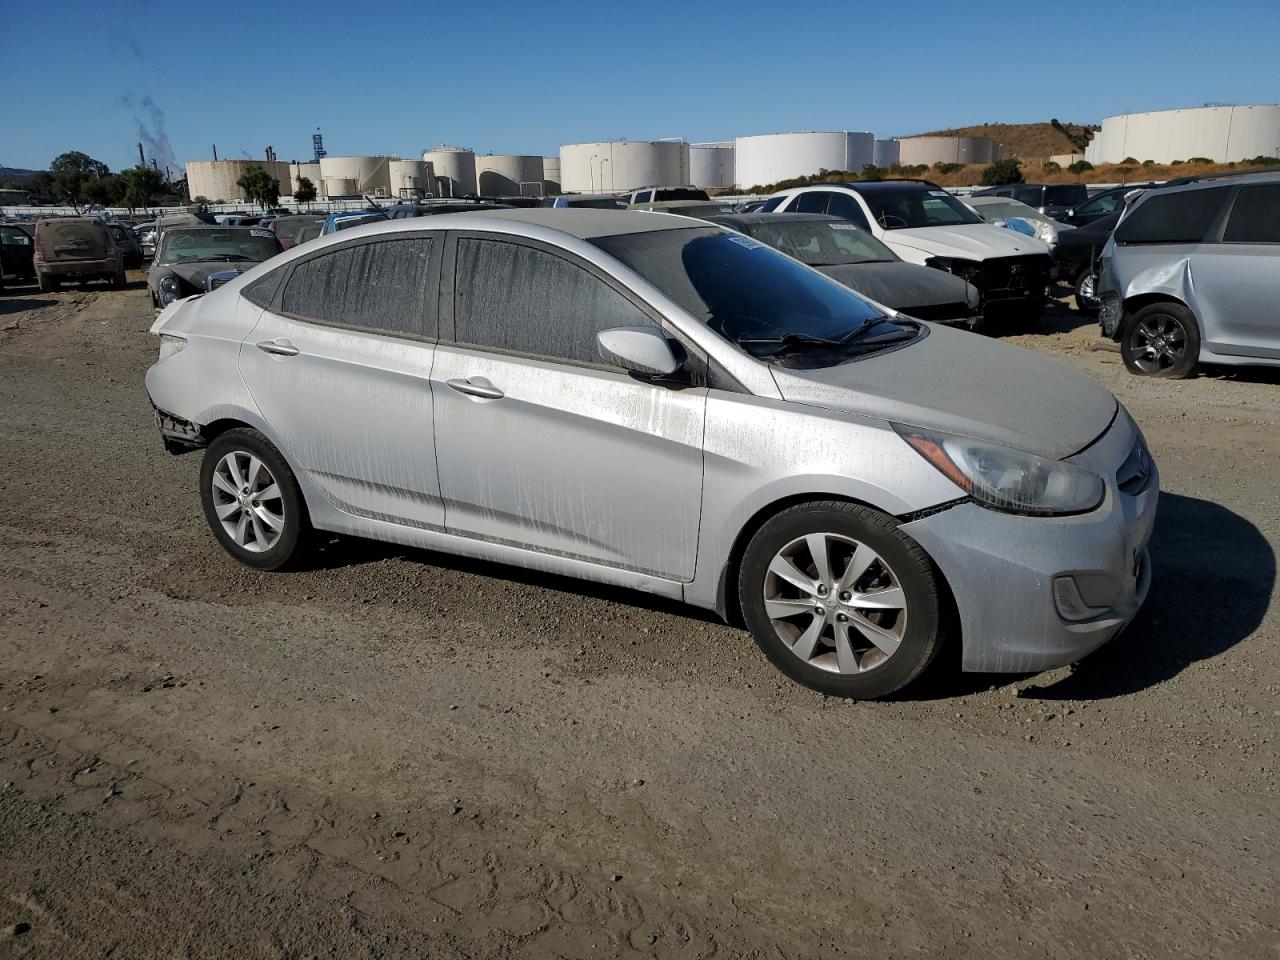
top-left (152, 403), bottom-right (205, 455)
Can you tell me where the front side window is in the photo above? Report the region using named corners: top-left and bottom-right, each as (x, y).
top-left (1223, 184), bottom-right (1280, 243)
top-left (1116, 187), bottom-right (1231, 245)
top-left (825, 192), bottom-right (871, 230)
top-left (793, 192), bottom-right (830, 214)
top-left (453, 238), bottom-right (652, 365)
top-left (859, 188), bottom-right (983, 230)
top-left (760, 196), bottom-right (786, 212)
top-left (591, 228), bottom-right (909, 367)
top-left (1078, 192), bottom-right (1121, 216)
top-left (280, 237), bottom-right (436, 337)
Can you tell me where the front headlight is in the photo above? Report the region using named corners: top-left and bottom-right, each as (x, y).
top-left (158, 334), bottom-right (186, 362)
top-left (894, 425), bottom-right (1105, 516)
top-left (1034, 221), bottom-right (1057, 245)
top-left (159, 276), bottom-right (181, 306)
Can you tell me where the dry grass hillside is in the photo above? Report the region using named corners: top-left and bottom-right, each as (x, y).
top-left (904, 121), bottom-right (1096, 160)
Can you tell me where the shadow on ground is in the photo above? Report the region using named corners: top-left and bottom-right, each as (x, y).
top-left (0, 297), bottom-right (54, 317)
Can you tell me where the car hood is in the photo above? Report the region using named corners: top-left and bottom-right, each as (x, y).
top-left (769, 323), bottom-right (1116, 459)
top-left (816, 261), bottom-right (974, 309)
top-left (886, 223), bottom-right (1049, 260)
top-left (165, 262), bottom-right (257, 290)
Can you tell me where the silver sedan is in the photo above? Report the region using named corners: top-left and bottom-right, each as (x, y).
top-left (146, 209), bottom-right (1158, 698)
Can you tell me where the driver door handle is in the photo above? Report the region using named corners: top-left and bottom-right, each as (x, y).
top-left (446, 377), bottom-right (504, 400)
top-left (256, 338), bottom-right (299, 357)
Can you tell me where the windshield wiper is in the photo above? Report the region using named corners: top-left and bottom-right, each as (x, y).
top-left (735, 333), bottom-right (846, 351)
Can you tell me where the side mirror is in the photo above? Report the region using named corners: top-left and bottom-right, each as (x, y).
top-left (596, 325), bottom-right (680, 377)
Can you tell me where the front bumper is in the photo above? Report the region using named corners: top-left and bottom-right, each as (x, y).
top-left (902, 411), bottom-right (1159, 673)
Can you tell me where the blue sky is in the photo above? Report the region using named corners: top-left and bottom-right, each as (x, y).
top-left (4, 0), bottom-right (1279, 173)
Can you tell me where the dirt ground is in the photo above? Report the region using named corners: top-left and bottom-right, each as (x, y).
top-left (1, 276), bottom-right (1277, 959)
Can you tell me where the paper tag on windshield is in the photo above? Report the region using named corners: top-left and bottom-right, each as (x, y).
top-left (724, 233), bottom-right (765, 250)
top-left (928, 190), bottom-right (950, 197)
top-left (830, 223), bottom-right (858, 230)
top-left (251, 229), bottom-right (274, 238)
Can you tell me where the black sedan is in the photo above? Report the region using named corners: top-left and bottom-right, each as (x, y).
top-left (148, 226), bottom-right (282, 310)
top-left (1054, 210), bottom-right (1122, 314)
top-left (705, 213), bottom-right (981, 327)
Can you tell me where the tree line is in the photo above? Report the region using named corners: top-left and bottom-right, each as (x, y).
top-left (0, 151), bottom-right (179, 210)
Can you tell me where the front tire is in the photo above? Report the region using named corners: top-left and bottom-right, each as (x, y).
top-left (199, 428), bottom-right (310, 571)
top-left (1074, 270), bottom-right (1100, 315)
top-left (738, 501), bottom-right (945, 698)
top-left (1121, 302), bottom-right (1200, 379)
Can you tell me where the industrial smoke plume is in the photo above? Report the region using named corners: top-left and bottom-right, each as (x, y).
top-left (122, 93), bottom-right (179, 176)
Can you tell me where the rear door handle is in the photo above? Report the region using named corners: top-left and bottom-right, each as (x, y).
top-left (256, 339), bottom-right (299, 357)
top-left (446, 377), bottom-right (504, 400)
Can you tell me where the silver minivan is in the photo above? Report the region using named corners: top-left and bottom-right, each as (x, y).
top-left (1098, 172), bottom-right (1280, 378)
top-left (146, 210), bottom-right (1158, 699)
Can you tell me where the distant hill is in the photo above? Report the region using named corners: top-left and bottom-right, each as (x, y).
top-left (901, 122), bottom-right (1098, 160)
top-left (0, 166), bottom-right (42, 185)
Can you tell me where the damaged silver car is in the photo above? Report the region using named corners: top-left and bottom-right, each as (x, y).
top-left (1098, 171), bottom-right (1280, 378)
top-left (146, 210), bottom-right (1158, 699)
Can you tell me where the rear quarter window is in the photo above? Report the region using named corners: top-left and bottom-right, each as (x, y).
top-left (1223, 183), bottom-right (1280, 243)
top-left (1115, 187), bottom-right (1231, 245)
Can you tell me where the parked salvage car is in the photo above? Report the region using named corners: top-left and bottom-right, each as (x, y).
top-left (1054, 210), bottom-right (1123, 314)
top-left (628, 200), bottom-right (740, 217)
top-left (1060, 184), bottom-right (1156, 227)
top-left (33, 216), bottom-right (125, 291)
top-left (386, 201), bottom-right (515, 219)
top-left (146, 210), bottom-right (1157, 699)
top-left (265, 215), bottom-right (325, 250)
top-left (1098, 171), bottom-right (1280, 378)
top-left (0, 222), bottom-right (36, 291)
top-left (706, 212), bottom-right (980, 326)
top-left (134, 221), bottom-right (158, 258)
top-left (320, 211), bottom-right (389, 235)
top-left (148, 225), bottom-right (283, 309)
top-left (541, 194), bottom-right (627, 209)
top-left (965, 196), bottom-right (1074, 255)
top-left (766, 181), bottom-right (1052, 323)
top-left (626, 186), bottom-right (710, 205)
top-left (107, 222), bottom-right (144, 270)
top-left (292, 222), bottom-right (323, 246)
top-left (971, 183), bottom-right (1090, 222)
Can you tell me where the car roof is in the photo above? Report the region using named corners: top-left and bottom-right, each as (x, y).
top-left (707, 212), bottom-right (841, 229)
top-left (161, 224), bottom-right (265, 232)
top-left (817, 180), bottom-right (943, 193)
top-left (435, 207), bottom-right (701, 239)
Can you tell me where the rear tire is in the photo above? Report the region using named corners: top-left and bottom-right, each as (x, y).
top-left (738, 501), bottom-right (946, 699)
top-left (110, 269), bottom-right (126, 289)
top-left (199, 428), bottom-right (311, 571)
top-left (1121, 302), bottom-right (1200, 379)
top-left (37, 273), bottom-right (59, 293)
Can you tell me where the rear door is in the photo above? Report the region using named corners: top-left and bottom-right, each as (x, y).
top-left (1194, 183), bottom-right (1280, 358)
top-left (238, 232), bottom-right (448, 527)
top-left (430, 232), bottom-right (706, 581)
top-left (0, 226), bottom-right (33, 280)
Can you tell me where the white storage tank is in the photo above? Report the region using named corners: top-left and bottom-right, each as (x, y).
top-left (897, 136), bottom-right (1000, 166)
top-left (1085, 105), bottom-right (1280, 165)
top-left (542, 157), bottom-right (561, 193)
top-left (318, 156), bottom-right (392, 197)
top-left (689, 142), bottom-right (735, 189)
top-left (873, 139), bottom-right (900, 167)
top-left (288, 161), bottom-right (324, 198)
top-left (733, 132), bottom-right (875, 189)
top-left (423, 146), bottom-right (477, 197)
top-left (186, 159), bottom-right (291, 204)
top-left (475, 154), bottom-right (545, 196)
top-left (324, 177), bottom-right (357, 198)
top-left (388, 159), bottom-right (433, 198)
top-left (559, 140), bottom-right (689, 194)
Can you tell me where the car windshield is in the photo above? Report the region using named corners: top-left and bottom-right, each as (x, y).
top-left (591, 227), bottom-right (913, 367)
top-left (159, 229), bottom-right (280, 264)
top-left (969, 199), bottom-right (1054, 228)
top-left (860, 188), bottom-right (983, 230)
top-left (653, 203), bottom-right (739, 216)
top-left (745, 220), bottom-right (897, 266)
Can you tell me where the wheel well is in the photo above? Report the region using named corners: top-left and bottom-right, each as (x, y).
top-left (1122, 293), bottom-right (1193, 325)
top-left (716, 493), bottom-right (960, 632)
top-left (200, 418), bottom-right (255, 444)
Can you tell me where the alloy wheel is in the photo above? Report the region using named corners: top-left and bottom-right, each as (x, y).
top-left (210, 450), bottom-right (286, 553)
top-left (763, 532), bottom-right (908, 674)
top-left (1077, 272), bottom-right (1099, 310)
top-left (1130, 314), bottom-right (1187, 374)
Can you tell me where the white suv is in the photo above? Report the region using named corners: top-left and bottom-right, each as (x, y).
top-left (765, 181), bottom-right (1052, 323)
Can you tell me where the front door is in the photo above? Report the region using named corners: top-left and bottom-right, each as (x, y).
top-left (239, 233), bottom-right (447, 528)
top-left (431, 234), bottom-right (706, 581)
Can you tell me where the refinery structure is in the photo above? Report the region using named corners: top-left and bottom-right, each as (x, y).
top-left (183, 103), bottom-right (1280, 200)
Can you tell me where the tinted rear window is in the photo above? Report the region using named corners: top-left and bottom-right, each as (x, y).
top-left (1115, 188), bottom-right (1231, 245)
top-left (1223, 184), bottom-right (1280, 243)
top-left (1044, 185), bottom-right (1088, 206)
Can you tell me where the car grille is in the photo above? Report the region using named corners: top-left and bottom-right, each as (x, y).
top-left (898, 302), bottom-right (973, 323)
top-left (978, 255), bottom-right (1051, 301)
top-left (208, 276), bottom-right (233, 289)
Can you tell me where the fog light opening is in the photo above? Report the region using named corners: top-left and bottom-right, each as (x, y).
top-left (1053, 576), bottom-right (1110, 623)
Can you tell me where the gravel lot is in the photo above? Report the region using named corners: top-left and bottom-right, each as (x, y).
top-left (1, 278), bottom-right (1277, 958)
